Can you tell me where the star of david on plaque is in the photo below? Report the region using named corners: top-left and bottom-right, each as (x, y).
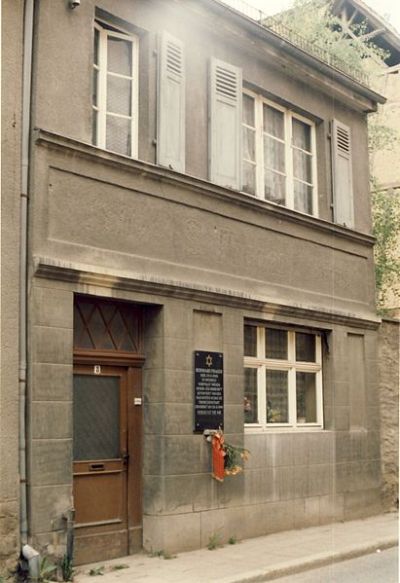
top-left (206, 354), bottom-right (213, 367)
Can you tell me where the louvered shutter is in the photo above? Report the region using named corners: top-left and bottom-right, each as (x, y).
top-left (157, 32), bottom-right (185, 172)
top-left (209, 58), bottom-right (242, 189)
top-left (331, 120), bottom-right (354, 228)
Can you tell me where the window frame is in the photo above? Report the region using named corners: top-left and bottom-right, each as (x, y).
top-left (244, 325), bottom-right (324, 431)
top-left (242, 89), bottom-right (318, 217)
top-left (93, 20), bottom-right (139, 158)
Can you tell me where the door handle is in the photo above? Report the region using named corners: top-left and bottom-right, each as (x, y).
top-left (122, 453), bottom-right (129, 465)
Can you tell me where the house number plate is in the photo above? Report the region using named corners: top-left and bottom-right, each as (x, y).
top-left (93, 365), bottom-right (101, 375)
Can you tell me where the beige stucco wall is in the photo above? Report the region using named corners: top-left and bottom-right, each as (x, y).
top-left (0, 0), bottom-right (24, 571)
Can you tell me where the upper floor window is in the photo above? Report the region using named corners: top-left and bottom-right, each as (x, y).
top-left (244, 324), bottom-right (323, 429)
top-left (93, 21), bottom-right (139, 157)
top-left (242, 91), bottom-right (318, 216)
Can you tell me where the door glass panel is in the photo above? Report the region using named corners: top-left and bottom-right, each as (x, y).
top-left (74, 375), bottom-right (120, 461)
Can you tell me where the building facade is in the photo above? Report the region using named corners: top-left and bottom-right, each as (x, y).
top-left (332, 0), bottom-right (400, 511)
top-left (333, 0), bottom-right (400, 314)
top-left (1, 0), bottom-right (386, 569)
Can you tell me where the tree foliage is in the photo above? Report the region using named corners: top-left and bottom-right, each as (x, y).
top-left (268, 0), bottom-right (389, 77)
top-left (371, 186), bottom-right (400, 309)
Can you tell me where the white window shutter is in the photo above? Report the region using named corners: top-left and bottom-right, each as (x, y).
top-left (157, 32), bottom-right (185, 172)
top-left (209, 58), bottom-right (242, 189)
top-left (331, 119), bottom-right (354, 228)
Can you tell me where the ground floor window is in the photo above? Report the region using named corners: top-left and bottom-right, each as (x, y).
top-left (244, 324), bottom-right (323, 429)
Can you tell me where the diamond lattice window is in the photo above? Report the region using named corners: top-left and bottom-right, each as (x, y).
top-left (74, 297), bottom-right (143, 354)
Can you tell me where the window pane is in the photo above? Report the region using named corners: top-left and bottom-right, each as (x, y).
top-left (92, 110), bottom-right (98, 146)
top-left (106, 115), bottom-right (131, 156)
top-left (243, 126), bottom-right (255, 161)
top-left (73, 375), bottom-right (120, 460)
top-left (296, 372), bottom-right (317, 423)
top-left (296, 333), bottom-right (316, 362)
top-left (264, 136), bottom-right (285, 172)
top-left (264, 170), bottom-right (286, 205)
top-left (244, 368), bottom-right (258, 423)
top-left (107, 74), bottom-right (132, 116)
top-left (266, 370), bottom-right (288, 423)
top-left (93, 68), bottom-right (99, 107)
top-left (242, 161), bottom-right (256, 195)
top-left (243, 94), bottom-right (255, 127)
top-left (292, 118), bottom-right (311, 151)
top-left (94, 28), bottom-right (99, 66)
top-left (294, 180), bottom-right (313, 214)
top-left (265, 328), bottom-right (288, 359)
top-left (244, 325), bottom-right (257, 356)
top-left (107, 36), bottom-right (132, 76)
top-left (263, 104), bottom-right (284, 139)
top-left (293, 149), bottom-right (312, 183)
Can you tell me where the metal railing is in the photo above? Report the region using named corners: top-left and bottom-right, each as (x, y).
top-left (217, 0), bottom-right (370, 87)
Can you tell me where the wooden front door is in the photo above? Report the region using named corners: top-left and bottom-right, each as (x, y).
top-left (73, 297), bottom-right (144, 565)
top-left (73, 366), bottom-right (127, 564)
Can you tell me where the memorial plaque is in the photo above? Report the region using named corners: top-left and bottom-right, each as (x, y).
top-left (194, 351), bottom-right (223, 432)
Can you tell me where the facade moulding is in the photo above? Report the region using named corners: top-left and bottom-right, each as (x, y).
top-left (34, 129), bottom-right (376, 249)
top-left (33, 256), bottom-right (381, 331)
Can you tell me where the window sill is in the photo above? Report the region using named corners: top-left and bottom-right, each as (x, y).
top-left (244, 424), bottom-right (325, 433)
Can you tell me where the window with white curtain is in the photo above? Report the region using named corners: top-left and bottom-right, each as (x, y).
top-left (93, 21), bottom-right (139, 157)
top-left (244, 324), bottom-right (324, 430)
top-left (242, 90), bottom-right (318, 216)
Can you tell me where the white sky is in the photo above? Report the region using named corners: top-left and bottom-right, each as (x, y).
top-left (224, 0), bottom-right (400, 33)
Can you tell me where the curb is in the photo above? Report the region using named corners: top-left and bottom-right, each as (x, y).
top-left (219, 539), bottom-right (398, 583)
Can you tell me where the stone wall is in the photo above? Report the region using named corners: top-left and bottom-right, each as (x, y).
top-left (378, 318), bottom-right (399, 511)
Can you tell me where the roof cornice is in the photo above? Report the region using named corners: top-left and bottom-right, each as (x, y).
top-left (204, 0), bottom-right (386, 107)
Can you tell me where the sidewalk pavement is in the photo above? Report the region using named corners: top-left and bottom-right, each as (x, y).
top-left (74, 513), bottom-right (398, 583)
